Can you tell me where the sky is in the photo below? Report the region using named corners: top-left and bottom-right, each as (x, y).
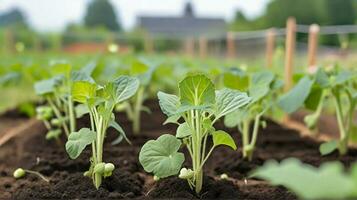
top-left (0, 0), bottom-right (270, 32)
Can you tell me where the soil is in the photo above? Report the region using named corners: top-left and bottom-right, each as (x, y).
top-left (0, 99), bottom-right (355, 199)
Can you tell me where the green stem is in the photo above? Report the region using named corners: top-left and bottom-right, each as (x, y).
top-left (68, 95), bottom-right (76, 133)
top-left (133, 88), bottom-right (144, 135)
top-left (47, 97), bottom-right (69, 137)
top-left (333, 94), bottom-right (347, 155)
top-left (247, 114), bottom-right (262, 161)
top-left (242, 120), bottom-right (250, 158)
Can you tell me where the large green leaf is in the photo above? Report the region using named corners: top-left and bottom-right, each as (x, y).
top-left (251, 158), bottom-right (357, 199)
top-left (212, 130), bottom-right (237, 150)
top-left (65, 128), bottom-right (96, 159)
top-left (214, 88), bottom-right (251, 119)
top-left (107, 76), bottom-right (139, 103)
top-left (139, 134), bottom-right (184, 178)
top-left (249, 71), bottom-right (275, 102)
top-left (179, 74), bottom-right (215, 106)
top-left (278, 76), bottom-right (314, 113)
top-left (72, 81), bottom-right (97, 103)
top-left (315, 68), bottom-right (330, 88)
top-left (157, 91), bottom-right (180, 117)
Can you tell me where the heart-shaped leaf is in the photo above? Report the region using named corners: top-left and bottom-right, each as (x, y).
top-left (139, 134), bottom-right (184, 178)
top-left (176, 122), bottom-right (191, 138)
top-left (66, 128), bottom-right (96, 159)
top-left (72, 81), bottom-right (97, 103)
top-left (212, 130), bottom-right (237, 150)
top-left (106, 76), bottom-right (139, 104)
top-left (179, 74), bottom-right (215, 106)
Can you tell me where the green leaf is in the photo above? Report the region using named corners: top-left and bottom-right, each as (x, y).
top-left (251, 158), bottom-right (356, 199)
top-left (212, 130), bottom-right (237, 150)
top-left (45, 129), bottom-right (62, 140)
top-left (71, 71), bottom-right (94, 83)
top-left (176, 122), bottom-right (191, 138)
top-left (157, 91), bottom-right (180, 117)
top-left (65, 128), bottom-right (96, 159)
top-left (75, 104), bottom-right (89, 118)
top-left (107, 76), bottom-right (139, 103)
top-left (214, 88), bottom-right (251, 119)
top-left (248, 71), bottom-right (275, 102)
top-left (109, 120), bottom-right (131, 145)
top-left (223, 68), bottom-right (249, 91)
top-left (320, 140), bottom-right (338, 156)
top-left (179, 74), bottom-right (215, 106)
top-left (315, 68), bottom-right (330, 88)
top-left (278, 76), bottom-right (314, 113)
top-left (72, 81), bottom-right (97, 103)
top-left (34, 76), bottom-right (62, 95)
top-left (304, 86), bottom-right (323, 111)
top-left (334, 70), bottom-right (352, 86)
top-left (139, 134), bottom-right (184, 178)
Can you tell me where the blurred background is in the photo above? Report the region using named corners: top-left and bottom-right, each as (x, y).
top-left (1, 0), bottom-right (357, 112)
top-left (1, 0), bottom-right (357, 58)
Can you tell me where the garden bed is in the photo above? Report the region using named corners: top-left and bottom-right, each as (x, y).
top-left (0, 100), bottom-right (356, 199)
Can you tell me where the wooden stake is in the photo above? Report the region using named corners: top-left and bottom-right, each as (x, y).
top-left (265, 28), bottom-right (276, 68)
top-left (199, 36), bottom-right (207, 59)
top-left (307, 24), bottom-right (320, 69)
top-left (184, 37), bottom-right (194, 57)
top-left (284, 17), bottom-right (296, 92)
top-left (226, 32), bottom-right (236, 59)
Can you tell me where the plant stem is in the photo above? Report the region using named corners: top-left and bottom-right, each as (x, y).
top-left (133, 87), bottom-right (144, 135)
top-left (25, 170), bottom-right (49, 182)
top-left (247, 114), bottom-right (262, 161)
top-left (68, 95), bottom-right (76, 133)
top-left (47, 97), bottom-right (69, 137)
top-left (242, 119), bottom-right (250, 158)
top-left (333, 94), bottom-right (347, 155)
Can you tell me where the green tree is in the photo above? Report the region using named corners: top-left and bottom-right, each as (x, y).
top-left (325, 0), bottom-right (355, 25)
top-left (84, 0), bottom-right (121, 31)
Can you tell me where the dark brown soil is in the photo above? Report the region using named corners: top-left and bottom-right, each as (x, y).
top-left (0, 99), bottom-right (355, 199)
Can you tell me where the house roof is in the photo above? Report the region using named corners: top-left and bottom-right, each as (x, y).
top-left (137, 3), bottom-right (226, 39)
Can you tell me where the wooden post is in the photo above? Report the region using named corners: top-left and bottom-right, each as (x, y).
top-left (265, 28), bottom-right (276, 68)
top-left (284, 17), bottom-right (296, 92)
top-left (199, 36), bottom-right (207, 59)
top-left (226, 32), bottom-right (236, 59)
top-left (144, 33), bottom-right (153, 54)
top-left (307, 24), bottom-right (320, 69)
top-left (184, 37), bottom-right (194, 57)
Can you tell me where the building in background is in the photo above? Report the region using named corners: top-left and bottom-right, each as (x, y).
top-left (138, 2), bottom-right (226, 38)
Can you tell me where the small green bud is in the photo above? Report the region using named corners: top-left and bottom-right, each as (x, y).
top-left (13, 168), bottom-right (26, 179)
top-left (94, 163), bottom-right (105, 174)
top-left (83, 171), bottom-right (91, 177)
top-left (220, 173), bottom-right (229, 180)
top-left (51, 118), bottom-right (62, 126)
top-left (103, 163), bottom-right (115, 177)
top-left (178, 168), bottom-right (194, 180)
top-left (153, 175), bottom-right (160, 181)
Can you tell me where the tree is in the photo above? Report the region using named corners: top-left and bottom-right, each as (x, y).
top-left (0, 8), bottom-right (27, 27)
top-left (84, 0), bottom-right (121, 31)
top-left (325, 0), bottom-right (355, 25)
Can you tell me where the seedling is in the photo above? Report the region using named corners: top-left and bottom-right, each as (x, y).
top-left (117, 60), bottom-right (156, 135)
top-left (13, 168), bottom-right (49, 182)
top-left (278, 66), bottom-right (357, 155)
top-left (66, 76), bottom-right (139, 189)
top-left (139, 74), bottom-right (250, 194)
top-left (223, 70), bottom-right (283, 160)
top-left (34, 62), bottom-right (95, 140)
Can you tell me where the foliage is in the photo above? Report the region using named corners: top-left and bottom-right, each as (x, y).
top-left (252, 158), bottom-right (357, 199)
top-left (278, 66), bottom-right (357, 155)
top-left (223, 69), bottom-right (283, 160)
top-left (139, 74), bottom-right (250, 194)
top-left (66, 75), bottom-right (139, 189)
top-left (84, 0), bottom-right (121, 31)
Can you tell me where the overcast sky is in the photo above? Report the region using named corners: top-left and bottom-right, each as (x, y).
top-left (0, 0), bottom-right (270, 32)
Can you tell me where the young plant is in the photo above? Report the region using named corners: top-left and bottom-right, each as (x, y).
top-left (139, 74), bottom-right (250, 194)
top-left (278, 66), bottom-right (357, 155)
top-left (13, 168), bottom-right (49, 182)
top-left (34, 63), bottom-right (95, 140)
top-left (117, 60), bottom-right (156, 135)
top-left (65, 76), bottom-right (139, 189)
top-left (224, 70), bottom-right (283, 161)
